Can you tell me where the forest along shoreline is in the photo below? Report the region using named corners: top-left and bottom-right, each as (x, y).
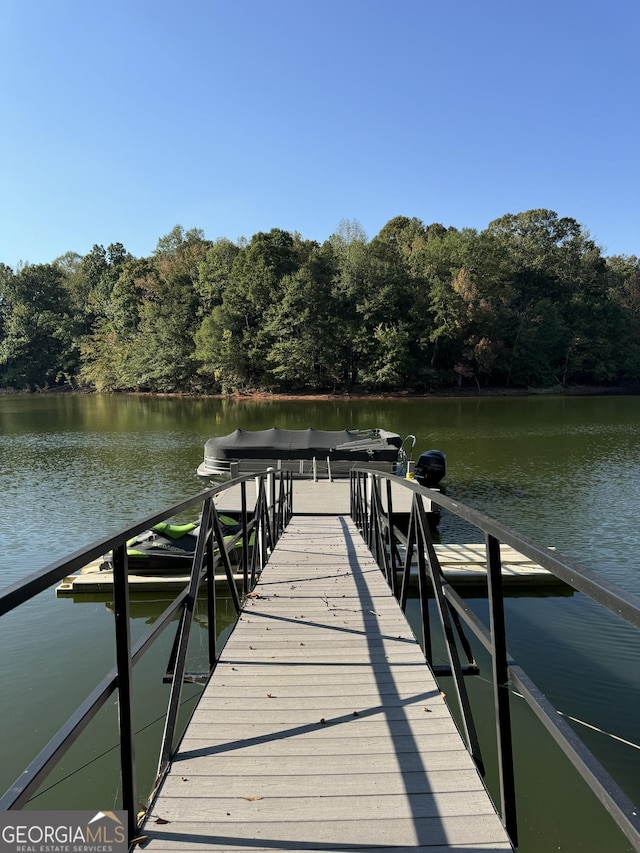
top-left (2, 213), bottom-right (640, 397)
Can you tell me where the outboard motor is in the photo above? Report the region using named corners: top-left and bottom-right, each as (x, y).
top-left (414, 450), bottom-right (446, 488)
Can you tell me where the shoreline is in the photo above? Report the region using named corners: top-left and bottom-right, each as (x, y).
top-left (2, 384), bottom-right (640, 400)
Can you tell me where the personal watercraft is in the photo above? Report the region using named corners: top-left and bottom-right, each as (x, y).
top-left (100, 513), bottom-right (252, 575)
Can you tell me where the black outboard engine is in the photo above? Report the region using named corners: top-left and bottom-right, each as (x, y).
top-left (414, 450), bottom-right (446, 488)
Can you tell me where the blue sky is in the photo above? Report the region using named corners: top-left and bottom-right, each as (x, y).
top-left (2, 0), bottom-right (639, 266)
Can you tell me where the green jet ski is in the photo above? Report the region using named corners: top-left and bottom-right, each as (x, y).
top-left (100, 512), bottom-right (252, 574)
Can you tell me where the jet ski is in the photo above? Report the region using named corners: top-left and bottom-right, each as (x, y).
top-left (100, 513), bottom-right (252, 574)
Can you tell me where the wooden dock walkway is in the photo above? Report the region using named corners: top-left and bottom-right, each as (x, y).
top-left (141, 515), bottom-right (512, 851)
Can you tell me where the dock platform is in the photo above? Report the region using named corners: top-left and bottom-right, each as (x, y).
top-left (140, 515), bottom-right (513, 851)
top-left (55, 542), bottom-right (563, 596)
top-left (56, 478), bottom-right (563, 596)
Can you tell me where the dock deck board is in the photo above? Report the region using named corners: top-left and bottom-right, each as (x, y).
top-left (141, 515), bottom-right (513, 851)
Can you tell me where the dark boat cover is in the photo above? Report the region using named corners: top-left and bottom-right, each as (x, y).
top-left (203, 428), bottom-right (400, 463)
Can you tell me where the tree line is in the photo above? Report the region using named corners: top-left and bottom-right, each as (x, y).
top-left (1, 210), bottom-right (639, 394)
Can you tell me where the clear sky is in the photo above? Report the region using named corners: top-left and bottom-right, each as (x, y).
top-left (2, 0), bottom-right (639, 267)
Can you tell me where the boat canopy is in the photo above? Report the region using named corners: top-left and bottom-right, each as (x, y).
top-left (202, 427), bottom-right (401, 463)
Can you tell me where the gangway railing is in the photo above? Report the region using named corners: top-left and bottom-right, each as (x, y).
top-left (0, 470), bottom-right (293, 844)
top-left (350, 468), bottom-right (640, 852)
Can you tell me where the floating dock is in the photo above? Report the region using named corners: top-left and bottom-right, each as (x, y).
top-left (56, 479), bottom-right (564, 596)
top-left (55, 541), bottom-right (563, 596)
top-left (139, 515), bottom-right (513, 851)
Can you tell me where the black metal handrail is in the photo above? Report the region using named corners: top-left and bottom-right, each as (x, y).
top-left (0, 470), bottom-right (293, 844)
top-left (350, 468), bottom-right (640, 852)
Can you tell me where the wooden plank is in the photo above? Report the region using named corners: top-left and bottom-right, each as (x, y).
top-left (141, 815), bottom-right (510, 849)
top-left (195, 681), bottom-right (441, 698)
top-left (172, 747), bottom-right (488, 772)
top-left (141, 516), bottom-right (513, 851)
top-left (158, 767), bottom-right (488, 797)
top-left (150, 790), bottom-right (500, 821)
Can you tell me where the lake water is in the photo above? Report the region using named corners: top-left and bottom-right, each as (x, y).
top-left (1, 393), bottom-right (640, 852)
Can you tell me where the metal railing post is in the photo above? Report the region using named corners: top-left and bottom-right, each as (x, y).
top-left (157, 499), bottom-right (213, 777)
top-left (205, 521), bottom-right (217, 670)
top-left (386, 478), bottom-right (398, 597)
top-left (414, 495), bottom-right (485, 774)
top-left (212, 502), bottom-right (241, 615)
top-left (358, 472), bottom-right (368, 539)
top-left (255, 475), bottom-right (264, 568)
top-left (267, 468), bottom-right (276, 545)
top-left (414, 504), bottom-right (433, 665)
top-left (241, 480), bottom-right (249, 590)
top-left (486, 533), bottom-right (518, 844)
top-left (112, 544), bottom-right (138, 842)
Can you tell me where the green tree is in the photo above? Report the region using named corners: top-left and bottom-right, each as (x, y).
top-left (78, 258), bottom-right (155, 391)
top-left (128, 227), bottom-right (209, 391)
top-left (606, 255), bottom-right (640, 380)
top-left (0, 264), bottom-right (79, 387)
top-left (327, 220), bottom-right (370, 385)
top-left (74, 243), bottom-right (132, 324)
top-left (351, 235), bottom-right (419, 390)
top-left (262, 245), bottom-right (340, 389)
top-left (195, 229), bottom-right (304, 390)
top-left (79, 322), bottom-right (136, 391)
top-left (196, 238), bottom-right (240, 317)
top-left (482, 210), bottom-right (617, 386)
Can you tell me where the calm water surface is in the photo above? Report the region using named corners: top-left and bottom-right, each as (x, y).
top-left (1, 393), bottom-right (640, 852)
